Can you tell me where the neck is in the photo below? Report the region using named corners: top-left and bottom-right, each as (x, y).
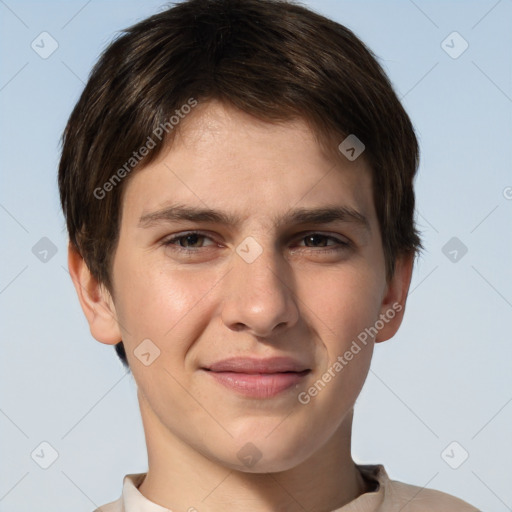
top-left (137, 390), bottom-right (368, 512)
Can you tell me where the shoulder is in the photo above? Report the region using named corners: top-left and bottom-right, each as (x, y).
top-left (359, 465), bottom-right (480, 511)
top-left (386, 478), bottom-right (480, 511)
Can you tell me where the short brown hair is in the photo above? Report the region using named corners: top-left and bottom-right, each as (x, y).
top-left (59, 0), bottom-right (421, 369)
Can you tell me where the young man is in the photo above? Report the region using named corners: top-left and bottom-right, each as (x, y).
top-left (59, 0), bottom-right (480, 510)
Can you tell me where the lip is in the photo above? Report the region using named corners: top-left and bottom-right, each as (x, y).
top-left (206, 356), bottom-right (310, 373)
top-left (202, 357), bottom-right (311, 398)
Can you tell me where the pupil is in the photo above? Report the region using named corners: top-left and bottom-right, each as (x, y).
top-left (184, 234), bottom-right (200, 247)
top-left (307, 234), bottom-right (326, 247)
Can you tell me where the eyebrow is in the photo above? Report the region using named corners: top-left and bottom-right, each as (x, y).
top-left (138, 203), bottom-right (370, 231)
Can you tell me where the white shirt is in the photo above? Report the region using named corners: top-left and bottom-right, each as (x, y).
top-left (93, 464), bottom-right (480, 511)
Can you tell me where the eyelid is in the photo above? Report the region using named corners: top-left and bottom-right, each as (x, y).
top-left (162, 230), bottom-right (352, 252)
top-left (292, 230), bottom-right (351, 246)
top-left (162, 230), bottom-right (218, 247)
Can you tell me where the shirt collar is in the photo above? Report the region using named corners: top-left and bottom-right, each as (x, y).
top-left (120, 464), bottom-right (386, 512)
top-left (121, 473), bottom-right (171, 512)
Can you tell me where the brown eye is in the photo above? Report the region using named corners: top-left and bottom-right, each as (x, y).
top-left (177, 233), bottom-right (204, 247)
top-left (299, 233), bottom-right (349, 249)
top-left (304, 234), bottom-right (330, 247)
top-left (163, 232), bottom-right (215, 249)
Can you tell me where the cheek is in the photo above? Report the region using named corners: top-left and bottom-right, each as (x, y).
top-left (298, 265), bottom-right (383, 404)
top-left (112, 253), bottom-right (221, 355)
top-left (300, 265), bottom-right (384, 342)
top-left (297, 270), bottom-right (380, 417)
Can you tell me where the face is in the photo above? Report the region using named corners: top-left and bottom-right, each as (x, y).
top-left (75, 100), bottom-right (410, 473)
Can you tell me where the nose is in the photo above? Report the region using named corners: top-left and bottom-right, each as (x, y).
top-left (220, 242), bottom-right (299, 338)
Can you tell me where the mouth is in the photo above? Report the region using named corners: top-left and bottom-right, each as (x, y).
top-left (202, 357), bottom-right (311, 398)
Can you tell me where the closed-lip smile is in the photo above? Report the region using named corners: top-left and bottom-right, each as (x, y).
top-left (202, 357), bottom-right (311, 398)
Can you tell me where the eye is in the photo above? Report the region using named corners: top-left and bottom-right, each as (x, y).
top-left (297, 233), bottom-right (350, 250)
top-left (163, 231), bottom-right (216, 249)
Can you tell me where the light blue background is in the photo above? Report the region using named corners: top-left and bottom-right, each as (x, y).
top-left (1, 1), bottom-right (511, 511)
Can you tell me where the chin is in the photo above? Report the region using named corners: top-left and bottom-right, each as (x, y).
top-left (234, 417), bottom-right (324, 463)
top-left (227, 453), bottom-right (307, 474)
top-left (212, 436), bottom-right (314, 474)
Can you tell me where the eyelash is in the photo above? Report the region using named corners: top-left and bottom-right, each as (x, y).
top-left (162, 230), bottom-right (351, 254)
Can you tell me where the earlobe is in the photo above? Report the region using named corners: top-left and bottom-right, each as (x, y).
top-left (375, 253), bottom-right (414, 343)
top-left (67, 242), bottom-right (122, 345)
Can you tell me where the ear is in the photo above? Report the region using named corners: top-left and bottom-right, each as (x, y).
top-left (375, 253), bottom-right (414, 343)
top-left (67, 242), bottom-right (122, 345)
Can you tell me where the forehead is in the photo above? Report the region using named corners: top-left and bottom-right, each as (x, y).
top-left (120, 100), bottom-right (376, 230)
top-left (170, 100), bottom-right (347, 169)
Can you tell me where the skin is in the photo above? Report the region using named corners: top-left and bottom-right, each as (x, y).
top-left (69, 100), bottom-right (413, 512)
